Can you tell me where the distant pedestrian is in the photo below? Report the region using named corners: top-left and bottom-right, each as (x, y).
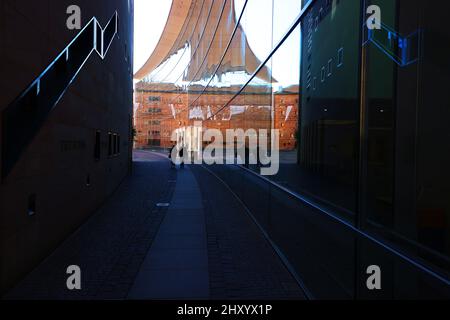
top-left (179, 146), bottom-right (185, 169)
top-left (169, 144), bottom-right (176, 168)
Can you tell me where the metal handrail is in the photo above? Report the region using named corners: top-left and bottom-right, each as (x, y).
top-left (1, 11), bottom-right (119, 179)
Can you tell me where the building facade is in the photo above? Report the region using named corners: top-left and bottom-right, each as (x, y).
top-left (134, 83), bottom-right (299, 151)
top-left (0, 0), bottom-right (134, 293)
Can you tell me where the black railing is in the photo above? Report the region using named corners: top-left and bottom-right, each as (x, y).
top-left (1, 11), bottom-right (119, 179)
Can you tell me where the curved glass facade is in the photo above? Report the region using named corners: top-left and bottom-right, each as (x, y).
top-left (135, 0), bottom-right (450, 299)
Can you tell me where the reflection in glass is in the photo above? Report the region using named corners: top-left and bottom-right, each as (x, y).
top-left (133, 0), bottom-right (450, 298)
top-left (299, 0), bottom-right (361, 217)
top-left (363, 0), bottom-right (450, 277)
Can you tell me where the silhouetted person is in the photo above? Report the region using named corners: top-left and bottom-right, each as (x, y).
top-left (169, 144), bottom-right (176, 168)
top-left (179, 146), bottom-right (185, 169)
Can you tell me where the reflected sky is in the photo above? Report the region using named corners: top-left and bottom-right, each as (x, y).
top-left (136, 0), bottom-right (302, 90)
top-left (134, 0), bottom-right (172, 73)
top-left (236, 0), bottom-right (302, 87)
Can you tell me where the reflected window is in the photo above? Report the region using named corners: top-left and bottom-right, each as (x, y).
top-left (337, 47), bottom-right (344, 67)
top-left (327, 59), bottom-right (333, 77)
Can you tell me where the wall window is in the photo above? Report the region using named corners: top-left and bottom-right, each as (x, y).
top-left (94, 130), bottom-right (101, 161)
top-left (147, 108), bottom-right (162, 114)
top-left (149, 130), bottom-right (161, 136)
top-left (108, 133), bottom-right (113, 157)
top-left (108, 132), bottom-right (121, 157)
top-left (148, 96), bottom-right (161, 102)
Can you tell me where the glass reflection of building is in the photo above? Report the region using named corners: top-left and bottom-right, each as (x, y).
top-left (134, 0), bottom-right (300, 152)
top-left (135, 0), bottom-right (450, 299)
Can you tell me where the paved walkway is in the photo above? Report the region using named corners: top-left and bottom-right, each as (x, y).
top-left (4, 151), bottom-right (304, 300)
top-left (128, 167), bottom-right (209, 299)
top-left (191, 165), bottom-right (305, 299)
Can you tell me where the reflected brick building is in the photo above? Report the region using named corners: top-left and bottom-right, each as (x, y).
top-left (134, 0), bottom-right (299, 152)
top-left (134, 83), bottom-right (299, 151)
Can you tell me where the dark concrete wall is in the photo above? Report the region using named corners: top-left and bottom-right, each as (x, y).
top-left (0, 0), bottom-right (134, 293)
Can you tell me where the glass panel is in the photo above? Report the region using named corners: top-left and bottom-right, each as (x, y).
top-left (203, 0), bottom-right (274, 95)
top-left (235, 0), bottom-right (274, 62)
top-left (187, 0), bottom-right (230, 107)
top-left (273, 0), bottom-right (302, 46)
top-left (207, 162), bottom-right (450, 299)
top-left (268, 25), bottom-right (301, 189)
top-left (144, 0), bottom-right (211, 84)
top-left (243, 67), bottom-right (273, 174)
top-left (299, 0), bottom-right (362, 219)
top-left (363, 0), bottom-right (450, 278)
top-left (364, 0), bottom-right (399, 235)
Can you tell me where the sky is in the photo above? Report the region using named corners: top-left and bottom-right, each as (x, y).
top-left (134, 0), bottom-right (173, 73)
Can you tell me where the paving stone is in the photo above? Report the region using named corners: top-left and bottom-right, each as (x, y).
top-left (5, 152), bottom-right (306, 300)
top-left (5, 151), bottom-right (176, 300)
top-left (191, 165), bottom-right (306, 300)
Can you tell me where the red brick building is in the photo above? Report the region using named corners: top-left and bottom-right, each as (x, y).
top-left (134, 83), bottom-right (299, 151)
top-left (133, 0), bottom-right (300, 153)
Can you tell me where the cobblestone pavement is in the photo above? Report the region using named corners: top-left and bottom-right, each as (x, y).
top-left (191, 165), bottom-right (305, 300)
top-left (5, 151), bottom-right (305, 300)
top-left (5, 151), bottom-right (176, 300)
